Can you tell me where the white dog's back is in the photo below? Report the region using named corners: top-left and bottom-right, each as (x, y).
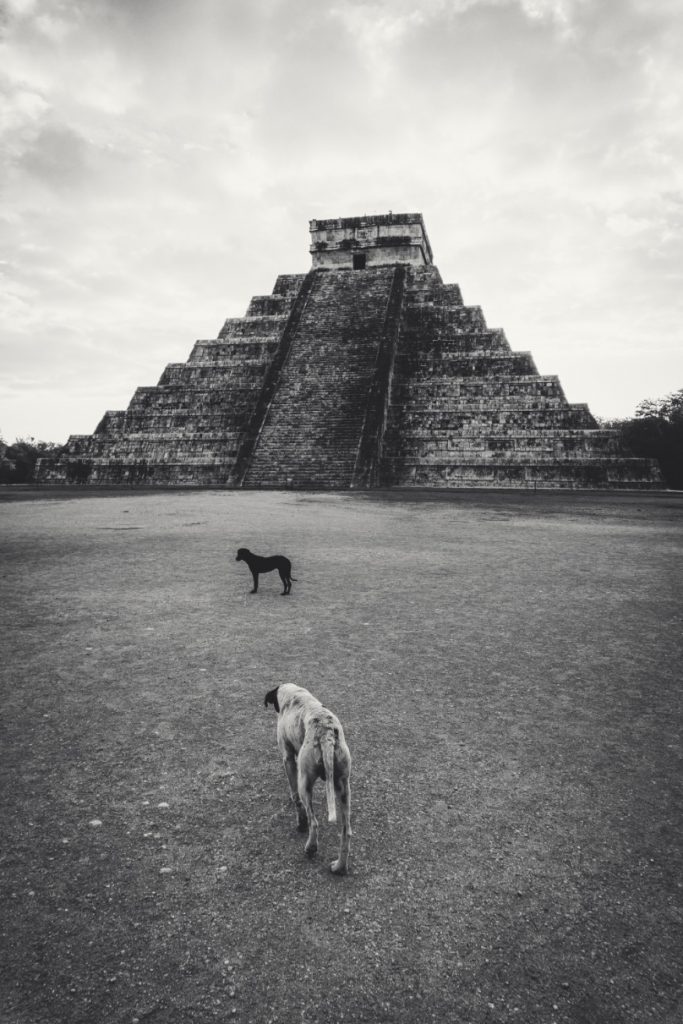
top-left (274, 684), bottom-right (348, 823)
top-left (264, 683), bottom-right (352, 873)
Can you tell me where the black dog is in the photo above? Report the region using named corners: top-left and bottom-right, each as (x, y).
top-left (236, 547), bottom-right (296, 595)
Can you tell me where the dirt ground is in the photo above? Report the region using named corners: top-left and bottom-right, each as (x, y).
top-left (1, 487), bottom-right (681, 1024)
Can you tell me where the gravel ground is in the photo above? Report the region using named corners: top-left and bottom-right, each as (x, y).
top-left (1, 487), bottom-right (682, 1024)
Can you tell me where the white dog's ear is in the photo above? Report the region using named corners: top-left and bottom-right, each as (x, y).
top-left (264, 687), bottom-right (280, 712)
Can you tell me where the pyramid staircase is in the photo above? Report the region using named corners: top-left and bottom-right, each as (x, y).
top-left (242, 266), bottom-right (405, 488)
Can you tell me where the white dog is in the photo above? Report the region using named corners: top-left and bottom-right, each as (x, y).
top-left (264, 683), bottom-right (352, 874)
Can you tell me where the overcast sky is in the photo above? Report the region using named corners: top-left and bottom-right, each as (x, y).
top-left (1, 0), bottom-right (681, 443)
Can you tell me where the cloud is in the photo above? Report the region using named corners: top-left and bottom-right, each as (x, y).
top-left (17, 122), bottom-right (88, 187)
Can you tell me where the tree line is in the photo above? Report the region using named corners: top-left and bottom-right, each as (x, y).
top-left (599, 388), bottom-right (683, 490)
top-left (0, 437), bottom-right (65, 484)
top-left (1, 388), bottom-right (681, 488)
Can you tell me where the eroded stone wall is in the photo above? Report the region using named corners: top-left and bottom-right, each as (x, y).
top-left (36, 275), bottom-right (306, 486)
top-left (380, 267), bottom-right (660, 488)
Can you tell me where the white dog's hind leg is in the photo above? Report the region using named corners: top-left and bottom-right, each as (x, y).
top-left (283, 753), bottom-right (307, 831)
top-left (298, 767), bottom-right (319, 858)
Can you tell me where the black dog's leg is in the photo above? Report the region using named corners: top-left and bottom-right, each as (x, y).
top-left (250, 570), bottom-right (259, 594)
top-left (278, 569), bottom-right (289, 596)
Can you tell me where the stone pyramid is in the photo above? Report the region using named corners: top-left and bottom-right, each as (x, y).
top-left (38, 213), bottom-right (661, 489)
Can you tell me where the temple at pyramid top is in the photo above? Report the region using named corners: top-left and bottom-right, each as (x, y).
top-left (309, 213), bottom-right (433, 270)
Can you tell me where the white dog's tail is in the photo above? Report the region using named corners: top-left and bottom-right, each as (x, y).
top-left (321, 730), bottom-right (338, 824)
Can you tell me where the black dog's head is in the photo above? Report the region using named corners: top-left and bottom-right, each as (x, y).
top-left (264, 686), bottom-right (280, 713)
top-left (236, 547), bottom-right (249, 562)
